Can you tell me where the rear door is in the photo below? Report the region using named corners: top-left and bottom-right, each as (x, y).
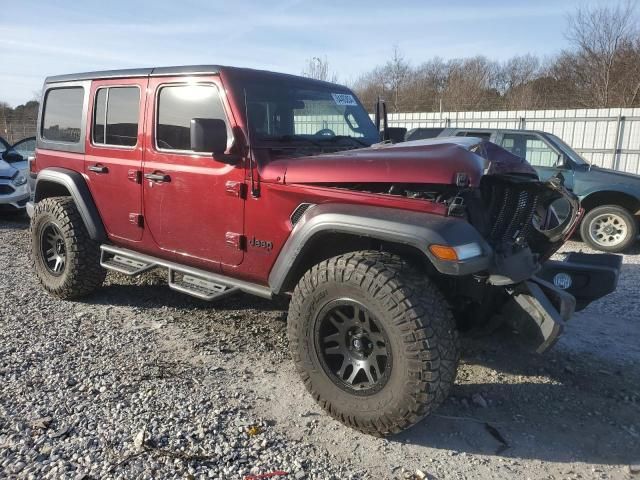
top-left (85, 78), bottom-right (147, 241)
top-left (141, 77), bottom-right (245, 269)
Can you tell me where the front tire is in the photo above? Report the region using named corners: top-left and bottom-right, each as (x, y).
top-left (287, 251), bottom-right (459, 436)
top-left (30, 197), bottom-right (106, 299)
top-left (580, 205), bottom-right (638, 253)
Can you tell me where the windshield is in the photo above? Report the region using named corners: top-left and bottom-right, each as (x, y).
top-left (12, 138), bottom-right (35, 159)
top-left (242, 81), bottom-right (379, 147)
top-left (547, 133), bottom-right (588, 165)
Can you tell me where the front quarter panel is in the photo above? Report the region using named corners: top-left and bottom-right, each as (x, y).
top-left (268, 203), bottom-right (492, 293)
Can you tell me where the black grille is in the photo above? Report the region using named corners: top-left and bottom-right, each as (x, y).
top-left (487, 185), bottom-right (538, 250)
top-left (0, 184), bottom-right (15, 195)
top-left (290, 203), bottom-right (313, 225)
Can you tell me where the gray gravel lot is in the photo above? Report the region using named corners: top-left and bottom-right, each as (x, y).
top-left (1, 216), bottom-right (639, 479)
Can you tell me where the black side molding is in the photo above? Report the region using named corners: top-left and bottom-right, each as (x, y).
top-left (33, 167), bottom-right (107, 242)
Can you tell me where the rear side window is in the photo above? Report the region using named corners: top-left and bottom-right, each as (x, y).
top-left (42, 87), bottom-right (84, 143)
top-left (455, 131), bottom-right (492, 140)
top-left (92, 86), bottom-right (140, 147)
top-left (156, 84), bottom-right (228, 152)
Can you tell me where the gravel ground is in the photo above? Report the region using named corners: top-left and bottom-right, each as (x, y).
top-left (1, 215), bottom-right (639, 479)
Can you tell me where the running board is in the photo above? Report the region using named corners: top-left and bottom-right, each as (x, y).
top-left (100, 245), bottom-right (272, 301)
top-left (168, 269), bottom-right (239, 301)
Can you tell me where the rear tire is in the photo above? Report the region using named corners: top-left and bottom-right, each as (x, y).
top-left (30, 197), bottom-right (106, 299)
top-left (287, 251), bottom-right (459, 436)
top-left (580, 205), bottom-right (637, 253)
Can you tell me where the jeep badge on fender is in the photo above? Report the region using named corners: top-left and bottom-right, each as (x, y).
top-left (249, 236), bottom-right (273, 251)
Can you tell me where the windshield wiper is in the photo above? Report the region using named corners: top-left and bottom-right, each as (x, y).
top-left (318, 135), bottom-right (369, 147)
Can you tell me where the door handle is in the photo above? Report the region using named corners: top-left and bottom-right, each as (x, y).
top-left (88, 165), bottom-right (108, 174)
top-left (144, 172), bottom-right (170, 183)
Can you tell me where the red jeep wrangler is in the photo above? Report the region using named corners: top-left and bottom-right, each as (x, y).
top-left (28, 65), bottom-right (621, 436)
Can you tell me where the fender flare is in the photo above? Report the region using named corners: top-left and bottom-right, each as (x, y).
top-left (268, 203), bottom-right (492, 294)
top-left (32, 167), bottom-right (107, 241)
top-left (578, 185), bottom-right (640, 214)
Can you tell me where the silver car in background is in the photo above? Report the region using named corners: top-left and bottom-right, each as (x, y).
top-left (0, 136), bottom-right (33, 215)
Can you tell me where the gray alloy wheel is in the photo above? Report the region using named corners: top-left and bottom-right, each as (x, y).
top-left (314, 298), bottom-right (392, 395)
top-left (40, 222), bottom-right (67, 276)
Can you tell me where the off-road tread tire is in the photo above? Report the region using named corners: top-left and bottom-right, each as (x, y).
top-left (30, 197), bottom-right (105, 299)
top-left (580, 204), bottom-right (638, 253)
top-left (287, 250), bottom-right (459, 436)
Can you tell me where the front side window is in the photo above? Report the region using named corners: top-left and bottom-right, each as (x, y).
top-left (547, 134), bottom-right (588, 165)
top-left (42, 87), bottom-right (84, 143)
top-left (502, 133), bottom-right (558, 167)
top-left (92, 86), bottom-right (140, 147)
top-left (156, 84), bottom-right (229, 152)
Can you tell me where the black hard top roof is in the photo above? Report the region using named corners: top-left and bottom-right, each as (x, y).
top-left (44, 65), bottom-right (346, 90)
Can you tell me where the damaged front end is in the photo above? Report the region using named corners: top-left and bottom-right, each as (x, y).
top-left (457, 171), bottom-right (586, 352)
top-left (460, 150), bottom-right (623, 352)
top-left (269, 136), bottom-right (621, 352)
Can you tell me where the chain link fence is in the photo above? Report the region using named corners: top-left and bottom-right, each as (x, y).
top-left (1, 112), bottom-right (37, 144)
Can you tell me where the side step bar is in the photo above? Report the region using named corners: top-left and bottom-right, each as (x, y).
top-left (100, 245), bottom-right (272, 301)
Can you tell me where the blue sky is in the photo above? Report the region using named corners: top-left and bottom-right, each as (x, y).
top-left (0, 0), bottom-right (613, 107)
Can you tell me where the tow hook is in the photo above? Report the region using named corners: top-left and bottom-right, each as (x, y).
top-left (503, 277), bottom-right (575, 353)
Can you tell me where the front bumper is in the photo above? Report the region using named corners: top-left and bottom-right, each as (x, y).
top-left (26, 201), bottom-right (35, 218)
top-left (0, 181), bottom-right (30, 211)
top-left (504, 252), bottom-right (622, 353)
top-left (537, 252), bottom-right (622, 311)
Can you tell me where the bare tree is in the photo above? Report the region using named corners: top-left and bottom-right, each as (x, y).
top-left (565, 1), bottom-right (638, 106)
top-left (352, 66), bottom-right (388, 111)
top-left (351, 2), bottom-right (640, 113)
top-left (442, 56), bottom-right (500, 111)
top-left (384, 46), bottom-right (411, 112)
top-left (302, 56), bottom-right (338, 83)
top-left (499, 54), bottom-right (542, 109)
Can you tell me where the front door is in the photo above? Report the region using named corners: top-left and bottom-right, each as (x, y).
top-left (142, 77), bottom-right (245, 269)
top-left (85, 78), bottom-right (147, 242)
top-left (499, 132), bottom-right (575, 190)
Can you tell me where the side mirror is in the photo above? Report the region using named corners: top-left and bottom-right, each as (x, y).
top-left (374, 97), bottom-right (388, 141)
top-left (386, 127), bottom-right (407, 144)
top-left (190, 118), bottom-right (227, 154)
top-left (554, 153), bottom-right (568, 169)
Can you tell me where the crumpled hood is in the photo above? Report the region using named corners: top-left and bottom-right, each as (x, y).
top-left (261, 137), bottom-right (537, 187)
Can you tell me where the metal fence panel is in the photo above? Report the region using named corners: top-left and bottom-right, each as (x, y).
top-left (387, 107), bottom-right (640, 174)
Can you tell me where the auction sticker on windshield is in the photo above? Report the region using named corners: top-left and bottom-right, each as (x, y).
top-left (331, 93), bottom-right (358, 106)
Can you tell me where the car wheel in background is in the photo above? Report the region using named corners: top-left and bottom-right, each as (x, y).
top-left (580, 205), bottom-right (638, 253)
